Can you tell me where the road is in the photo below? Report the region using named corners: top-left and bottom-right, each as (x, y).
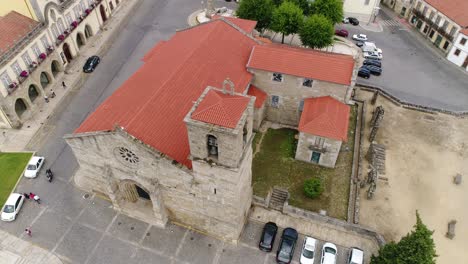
top-left (343, 7), bottom-right (468, 111)
top-left (0, 0), bottom-right (361, 263)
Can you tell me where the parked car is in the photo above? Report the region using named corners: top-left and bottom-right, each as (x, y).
top-left (320, 243), bottom-right (337, 264)
top-left (352, 34), bottom-right (368, 41)
top-left (334, 29), bottom-right (349, 37)
top-left (343, 17), bottom-right (359, 25)
top-left (83, 55), bottom-right (101, 73)
top-left (259, 222), bottom-right (278, 252)
top-left (300, 236), bottom-right (317, 264)
top-left (1, 193), bottom-right (25, 222)
top-left (363, 65), bottom-right (382, 76)
top-left (347, 247), bottom-right (364, 264)
top-left (355, 41), bottom-right (364, 47)
top-left (363, 59), bottom-right (382, 67)
top-left (362, 42), bottom-right (383, 55)
top-left (363, 51), bottom-right (383, 60)
top-left (24, 156), bottom-right (45, 178)
top-left (276, 228), bottom-right (298, 264)
top-left (358, 67), bottom-right (371, 79)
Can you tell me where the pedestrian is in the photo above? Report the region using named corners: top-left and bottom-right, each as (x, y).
top-left (29, 192), bottom-right (40, 204)
top-left (62, 81), bottom-right (67, 89)
top-left (24, 228), bottom-right (32, 237)
top-left (23, 192), bottom-right (29, 199)
top-left (50, 89), bottom-right (56, 98)
top-left (44, 95), bottom-right (49, 103)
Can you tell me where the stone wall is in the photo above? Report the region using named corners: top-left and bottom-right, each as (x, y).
top-left (250, 69), bottom-right (349, 126)
top-left (295, 132), bottom-right (342, 168)
top-left (252, 104), bottom-right (265, 131)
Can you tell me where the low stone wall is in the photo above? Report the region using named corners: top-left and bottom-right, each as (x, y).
top-left (352, 99), bottom-right (367, 224)
top-left (356, 84), bottom-right (468, 117)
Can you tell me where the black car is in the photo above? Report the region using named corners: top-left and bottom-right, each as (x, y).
top-left (363, 65), bottom-right (382, 76)
top-left (259, 222), bottom-right (278, 252)
top-left (276, 228), bottom-right (298, 264)
top-left (358, 67), bottom-right (371, 79)
top-left (83, 55), bottom-right (100, 73)
top-left (363, 59), bottom-right (382, 67)
top-left (355, 41), bottom-right (364, 47)
top-left (348, 17), bottom-right (359, 25)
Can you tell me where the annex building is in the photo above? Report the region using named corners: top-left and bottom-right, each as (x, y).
top-left (65, 17), bottom-right (357, 242)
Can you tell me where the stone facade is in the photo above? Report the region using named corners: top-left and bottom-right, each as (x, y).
top-left (295, 132), bottom-right (343, 168)
top-left (252, 102), bottom-right (265, 131)
top-left (249, 69), bottom-right (350, 126)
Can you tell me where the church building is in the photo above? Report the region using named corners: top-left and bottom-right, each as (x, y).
top-left (65, 17), bottom-right (356, 242)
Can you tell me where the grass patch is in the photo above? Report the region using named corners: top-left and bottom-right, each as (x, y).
top-left (252, 106), bottom-right (357, 219)
top-left (252, 132), bottom-right (263, 155)
top-left (0, 152), bottom-right (32, 207)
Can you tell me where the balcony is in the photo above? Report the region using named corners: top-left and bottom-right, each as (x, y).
top-left (55, 2), bottom-right (98, 46)
top-left (412, 9), bottom-right (454, 42)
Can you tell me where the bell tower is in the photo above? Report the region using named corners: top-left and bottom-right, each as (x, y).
top-left (184, 81), bottom-right (255, 242)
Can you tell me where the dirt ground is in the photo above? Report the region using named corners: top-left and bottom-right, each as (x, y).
top-left (356, 89), bottom-right (468, 263)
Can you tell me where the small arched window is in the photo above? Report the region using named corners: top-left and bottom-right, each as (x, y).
top-left (207, 135), bottom-right (218, 159)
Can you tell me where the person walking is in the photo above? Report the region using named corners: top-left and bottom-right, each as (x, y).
top-left (62, 81), bottom-right (67, 89)
top-left (44, 95), bottom-right (49, 103)
top-left (24, 227), bottom-right (32, 237)
top-left (50, 89), bottom-right (56, 98)
top-left (29, 192), bottom-right (40, 204)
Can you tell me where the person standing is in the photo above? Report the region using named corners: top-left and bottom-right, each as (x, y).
top-left (50, 89), bottom-right (56, 98)
top-left (62, 81), bottom-right (67, 89)
top-left (24, 228), bottom-right (32, 237)
top-left (44, 95), bottom-right (49, 103)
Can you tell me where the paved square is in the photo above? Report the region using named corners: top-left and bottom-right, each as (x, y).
top-left (48, 184), bottom-right (88, 219)
top-left (108, 214), bottom-right (149, 243)
top-left (133, 248), bottom-right (172, 264)
top-left (54, 223), bottom-right (102, 263)
top-left (28, 209), bottom-right (72, 250)
top-left (77, 197), bottom-right (117, 231)
top-left (176, 230), bottom-right (221, 264)
top-left (86, 235), bottom-right (137, 264)
top-left (218, 243), bottom-right (267, 264)
top-left (141, 223), bottom-right (187, 256)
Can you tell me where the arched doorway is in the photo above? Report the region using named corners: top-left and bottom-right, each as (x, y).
top-left (100, 5), bottom-right (107, 22)
top-left (40, 72), bottom-right (50, 89)
top-left (109, 1), bottom-right (114, 11)
top-left (62, 42), bottom-right (73, 63)
top-left (76, 33), bottom-right (85, 49)
top-left (84, 24), bottom-right (93, 39)
top-left (15, 99), bottom-right (28, 118)
top-left (28, 85), bottom-right (39, 102)
top-left (51, 60), bottom-right (60, 77)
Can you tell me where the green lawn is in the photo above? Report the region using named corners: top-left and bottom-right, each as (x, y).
top-left (252, 107), bottom-right (357, 220)
top-left (0, 152), bottom-right (33, 207)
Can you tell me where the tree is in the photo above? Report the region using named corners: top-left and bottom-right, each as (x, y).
top-left (310, 0), bottom-right (343, 25)
top-left (299, 14), bottom-right (334, 49)
top-left (272, 0), bottom-right (311, 15)
top-left (236, 0), bottom-right (275, 32)
top-left (371, 212), bottom-right (437, 264)
top-left (303, 178), bottom-right (323, 199)
top-left (270, 1), bottom-right (304, 44)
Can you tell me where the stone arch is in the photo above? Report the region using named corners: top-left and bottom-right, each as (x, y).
top-left (99, 5), bottom-right (107, 22)
top-left (40, 71), bottom-right (51, 89)
top-left (62, 42), bottom-right (73, 63)
top-left (43, 3), bottom-right (63, 25)
top-left (51, 60), bottom-right (61, 76)
top-left (76, 32), bottom-right (86, 49)
top-left (14, 98), bottom-right (28, 118)
top-left (28, 84), bottom-right (40, 102)
top-left (84, 24), bottom-right (93, 39)
top-left (207, 134), bottom-right (218, 158)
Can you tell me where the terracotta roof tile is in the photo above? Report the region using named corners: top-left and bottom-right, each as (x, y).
top-left (424, 0), bottom-right (468, 27)
top-left (247, 85), bottom-right (267, 108)
top-left (211, 16), bottom-right (257, 33)
top-left (74, 19), bottom-right (257, 168)
top-left (191, 90), bottom-right (250, 128)
top-left (298, 96), bottom-right (350, 141)
top-left (460, 28), bottom-right (468, 36)
top-left (0, 11), bottom-right (39, 55)
top-left (247, 44), bottom-right (355, 85)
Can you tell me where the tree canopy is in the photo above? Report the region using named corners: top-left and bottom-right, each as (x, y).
top-left (270, 1), bottom-right (304, 43)
top-left (371, 212), bottom-right (437, 264)
top-left (272, 0), bottom-right (311, 15)
top-left (299, 14), bottom-right (334, 49)
top-left (310, 0), bottom-right (343, 25)
top-left (236, 0), bottom-right (275, 32)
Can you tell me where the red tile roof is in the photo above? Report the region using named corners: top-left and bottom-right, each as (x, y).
top-left (247, 44), bottom-right (355, 85)
top-left (247, 85), bottom-right (267, 108)
top-left (211, 16), bottom-right (257, 33)
top-left (298, 96), bottom-right (350, 141)
top-left (191, 89), bottom-right (250, 128)
top-left (0, 11), bottom-right (39, 55)
top-left (74, 19), bottom-right (258, 168)
top-left (255, 37), bottom-right (273, 44)
top-left (424, 0), bottom-right (468, 27)
top-left (460, 28), bottom-right (468, 36)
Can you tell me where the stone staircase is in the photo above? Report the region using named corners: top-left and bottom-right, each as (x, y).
top-left (268, 187), bottom-right (289, 211)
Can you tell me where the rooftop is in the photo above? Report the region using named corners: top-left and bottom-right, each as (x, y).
top-left (247, 85), bottom-right (267, 108)
top-left (425, 0), bottom-right (468, 27)
top-left (0, 11), bottom-right (39, 56)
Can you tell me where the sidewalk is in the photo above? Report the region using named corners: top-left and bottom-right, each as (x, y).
top-left (0, 230), bottom-right (62, 264)
top-left (0, 0), bottom-right (141, 152)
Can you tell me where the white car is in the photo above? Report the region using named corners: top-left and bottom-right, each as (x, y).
top-left (348, 247), bottom-right (364, 264)
top-left (352, 34), bottom-right (368, 41)
top-left (321, 243), bottom-right (337, 264)
top-left (300, 236), bottom-right (316, 264)
top-left (24, 156), bottom-right (45, 178)
top-left (1, 193), bottom-right (25, 222)
top-left (363, 51), bottom-right (383, 60)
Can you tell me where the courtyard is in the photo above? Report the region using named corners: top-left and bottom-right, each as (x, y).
top-left (356, 89), bottom-right (468, 263)
top-left (252, 106), bottom-right (357, 220)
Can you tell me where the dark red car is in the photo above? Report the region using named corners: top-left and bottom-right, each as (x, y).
top-left (334, 29), bottom-right (349, 37)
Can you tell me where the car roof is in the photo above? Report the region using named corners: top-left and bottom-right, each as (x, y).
top-left (283, 227), bottom-right (298, 238)
top-left (323, 242), bottom-right (337, 250)
top-left (304, 236), bottom-right (316, 249)
top-left (351, 248), bottom-right (364, 262)
top-left (28, 156), bottom-right (42, 164)
top-left (5, 193), bottom-right (22, 204)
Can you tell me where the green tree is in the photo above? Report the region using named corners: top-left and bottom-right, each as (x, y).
top-left (270, 1), bottom-right (304, 44)
top-left (303, 178), bottom-right (323, 199)
top-left (310, 0), bottom-right (343, 25)
top-left (299, 14), bottom-right (334, 49)
top-left (371, 212), bottom-right (437, 264)
top-left (236, 0), bottom-right (275, 32)
top-left (272, 0), bottom-right (311, 15)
